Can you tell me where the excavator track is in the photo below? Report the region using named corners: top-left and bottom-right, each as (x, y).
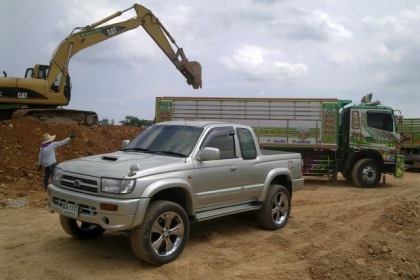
top-left (12, 109), bottom-right (98, 125)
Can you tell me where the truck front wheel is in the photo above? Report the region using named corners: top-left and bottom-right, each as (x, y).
top-left (59, 215), bottom-right (105, 239)
top-left (351, 158), bottom-right (381, 188)
top-left (257, 184), bottom-right (291, 230)
top-left (130, 200), bottom-right (189, 265)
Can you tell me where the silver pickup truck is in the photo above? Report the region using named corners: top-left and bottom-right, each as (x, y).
top-left (47, 121), bottom-right (304, 265)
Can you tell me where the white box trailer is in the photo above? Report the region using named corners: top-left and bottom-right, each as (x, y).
top-left (155, 97), bottom-right (343, 148)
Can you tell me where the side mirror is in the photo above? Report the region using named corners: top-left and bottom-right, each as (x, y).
top-left (121, 140), bottom-right (130, 149)
top-left (198, 147), bottom-right (220, 161)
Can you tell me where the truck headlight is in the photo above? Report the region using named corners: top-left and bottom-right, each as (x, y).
top-left (101, 178), bottom-right (136, 194)
top-left (52, 168), bottom-right (63, 185)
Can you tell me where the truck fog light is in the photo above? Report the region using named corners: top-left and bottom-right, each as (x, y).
top-left (102, 217), bottom-right (110, 225)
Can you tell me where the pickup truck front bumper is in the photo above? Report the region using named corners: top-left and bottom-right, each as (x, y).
top-left (47, 184), bottom-right (150, 231)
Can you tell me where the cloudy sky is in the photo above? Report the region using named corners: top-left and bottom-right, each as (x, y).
top-left (1, 0), bottom-right (419, 122)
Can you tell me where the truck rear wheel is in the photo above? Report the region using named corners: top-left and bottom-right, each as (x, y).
top-left (351, 158), bottom-right (381, 188)
top-left (130, 200), bottom-right (189, 265)
top-left (257, 184), bottom-right (291, 230)
top-left (59, 215), bottom-right (105, 239)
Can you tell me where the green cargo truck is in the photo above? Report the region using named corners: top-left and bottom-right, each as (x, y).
top-left (155, 94), bottom-right (405, 187)
top-left (399, 118), bottom-right (420, 170)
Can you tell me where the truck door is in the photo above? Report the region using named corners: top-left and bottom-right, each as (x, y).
top-left (350, 108), bottom-right (398, 161)
top-left (192, 126), bottom-right (248, 209)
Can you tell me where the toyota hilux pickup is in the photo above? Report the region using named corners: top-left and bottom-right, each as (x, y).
top-left (47, 120), bottom-right (304, 265)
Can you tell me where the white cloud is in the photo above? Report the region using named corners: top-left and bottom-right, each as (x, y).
top-left (221, 45), bottom-right (307, 81)
top-left (359, 6), bottom-right (420, 85)
top-left (271, 10), bottom-right (352, 42)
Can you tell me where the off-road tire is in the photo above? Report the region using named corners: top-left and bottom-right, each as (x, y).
top-left (59, 215), bottom-right (105, 239)
top-left (257, 184), bottom-right (291, 230)
top-left (130, 200), bottom-right (189, 265)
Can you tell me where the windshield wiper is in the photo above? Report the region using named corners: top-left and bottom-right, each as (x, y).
top-left (152, 150), bottom-right (186, 157)
top-left (122, 148), bottom-right (152, 153)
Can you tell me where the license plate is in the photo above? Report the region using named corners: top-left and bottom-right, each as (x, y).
top-left (62, 202), bottom-right (79, 218)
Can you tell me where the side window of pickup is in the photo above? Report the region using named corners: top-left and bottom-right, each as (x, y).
top-left (236, 128), bottom-right (257, 160)
top-left (203, 127), bottom-right (236, 159)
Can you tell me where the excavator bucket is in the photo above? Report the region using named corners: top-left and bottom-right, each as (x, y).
top-left (178, 61), bottom-right (202, 89)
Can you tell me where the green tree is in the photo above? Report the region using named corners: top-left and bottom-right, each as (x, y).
top-left (120, 115), bottom-right (150, 127)
top-left (99, 118), bottom-right (114, 126)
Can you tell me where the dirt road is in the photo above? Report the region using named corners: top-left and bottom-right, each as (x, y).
top-left (1, 173), bottom-right (419, 280)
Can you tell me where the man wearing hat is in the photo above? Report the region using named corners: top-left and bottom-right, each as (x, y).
top-left (38, 133), bottom-right (76, 190)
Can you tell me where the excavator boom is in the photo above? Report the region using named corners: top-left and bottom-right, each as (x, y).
top-left (49, 3), bottom-right (202, 91)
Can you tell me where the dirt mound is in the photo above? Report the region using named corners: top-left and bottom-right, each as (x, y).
top-left (0, 118), bottom-right (141, 192)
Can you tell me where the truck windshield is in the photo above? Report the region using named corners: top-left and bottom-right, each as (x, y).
top-left (123, 125), bottom-right (203, 157)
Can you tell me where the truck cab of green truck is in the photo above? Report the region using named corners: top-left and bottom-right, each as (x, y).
top-left (155, 94), bottom-right (404, 188)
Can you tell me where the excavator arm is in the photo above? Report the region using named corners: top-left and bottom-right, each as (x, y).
top-left (48, 3), bottom-right (202, 92)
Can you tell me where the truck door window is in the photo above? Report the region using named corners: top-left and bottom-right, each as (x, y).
top-left (236, 128), bottom-right (257, 160)
top-left (203, 127), bottom-right (236, 159)
top-left (366, 111), bottom-right (394, 132)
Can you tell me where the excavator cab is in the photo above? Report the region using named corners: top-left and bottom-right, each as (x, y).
top-left (24, 64), bottom-right (49, 79)
top-left (24, 64), bottom-right (60, 92)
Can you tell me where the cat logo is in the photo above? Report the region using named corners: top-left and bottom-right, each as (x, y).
top-left (18, 92), bottom-right (28, 98)
top-left (107, 27), bottom-right (117, 36)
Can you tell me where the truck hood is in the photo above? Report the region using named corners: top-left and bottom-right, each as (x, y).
top-left (57, 151), bottom-right (183, 178)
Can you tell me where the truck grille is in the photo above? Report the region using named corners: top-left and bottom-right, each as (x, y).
top-left (61, 175), bottom-right (98, 194)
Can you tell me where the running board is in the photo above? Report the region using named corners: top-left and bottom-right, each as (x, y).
top-left (194, 203), bottom-right (261, 222)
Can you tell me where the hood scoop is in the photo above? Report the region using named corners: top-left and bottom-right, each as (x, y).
top-left (102, 156), bottom-right (119, 161)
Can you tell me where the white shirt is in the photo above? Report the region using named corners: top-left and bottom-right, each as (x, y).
top-left (38, 137), bottom-right (70, 167)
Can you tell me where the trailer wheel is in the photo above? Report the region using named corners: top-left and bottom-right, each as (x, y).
top-left (351, 159), bottom-right (381, 188)
top-left (59, 215), bottom-right (105, 239)
top-left (130, 201), bottom-right (189, 265)
top-left (257, 184), bottom-right (291, 230)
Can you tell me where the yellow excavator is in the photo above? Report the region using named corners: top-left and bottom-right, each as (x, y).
top-left (0, 3), bottom-right (202, 125)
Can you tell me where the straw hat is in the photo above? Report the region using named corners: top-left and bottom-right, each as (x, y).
top-left (42, 133), bottom-right (56, 144)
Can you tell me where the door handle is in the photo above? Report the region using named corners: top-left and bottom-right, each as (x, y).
top-left (230, 166), bottom-right (238, 172)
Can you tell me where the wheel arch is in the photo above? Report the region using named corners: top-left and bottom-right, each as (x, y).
top-left (261, 168), bottom-right (293, 200)
top-left (142, 178), bottom-right (194, 215)
top-left (342, 150), bottom-right (384, 175)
